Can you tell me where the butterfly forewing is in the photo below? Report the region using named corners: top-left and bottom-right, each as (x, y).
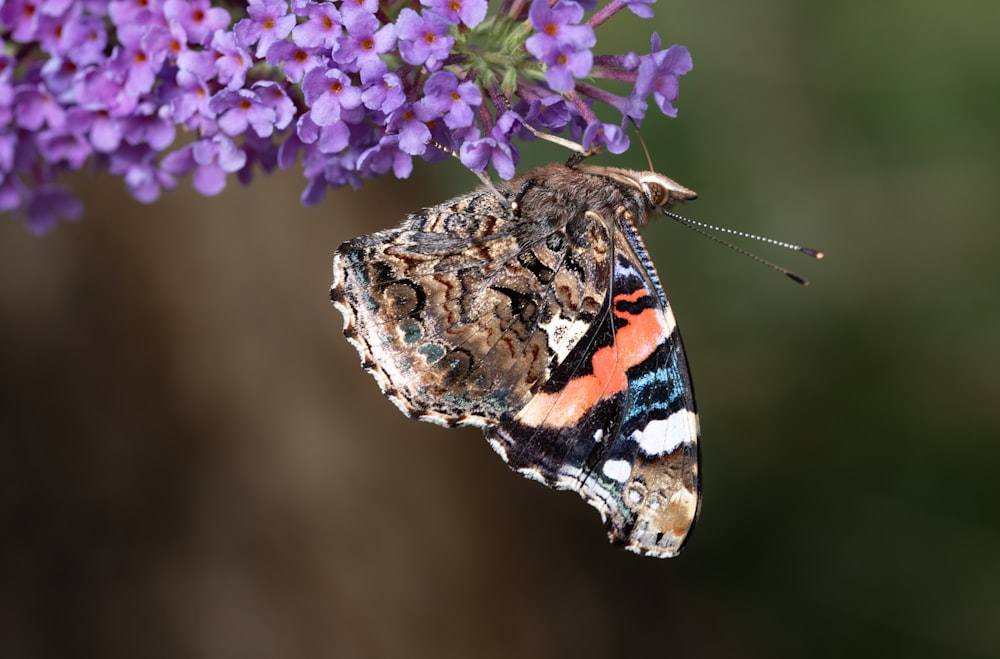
top-left (332, 174), bottom-right (613, 426)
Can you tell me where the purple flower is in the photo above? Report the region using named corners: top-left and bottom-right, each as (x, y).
top-left (121, 101), bottom-right (175, 151)
top-left (210, 31), bottom-right (252, 91)
top-left (39, 56), bottom-right (78, 96)
top-left (297, 112), bottom-right (351, 154)
top-left (109, 143), bottom-right (174, 203)
top-left (362, 72), bottom-right (406, 114)
top-left (0, 0), bottom-right (694, 231)
top-left (64, 107), bottom-right (123, 153)
top-left (108, 0), bottom-right (164, 27)
top-left (459, 113), bottom-right (521, 179)
top-left (35, 6), bottom-right (79, 57)
top-left (635, 36), bottom-right (692, 118)
top-left (60, 14), bottom-right (109, 66)
top-left (163, 0), bottom-right (231, 45)
top-left (338, 0), bottom-right (379, 14)
top-left (209, 88), bottom-right (278, 138)
top-left (277, 130), bottom-right (311, 171)
top-left (234, 0), bottom-right (296, 58)
top-left (292, 1), bottom-right (342, 50)
top-left (525, 0), bottom-right (596, 92)
top-left (302, 67), bottom-right (363, 126)
top-left (237, 132), bottom-right (280, 184)
top-left (73, 64), bottom-right (138, 117)
top-left (622, 0), bottom-right (655, 18)
top-left (523, 96), bottom-right (573, 130)
top-left (161, 135), bottom-right (246, 196)
top-left (581, 121), bottom-right (628, 153)
top-left (460, 137), bottom-right (516, 179)
top-left (176, 46), bottom-right (217, 82)
top-left (420, 0), bottom-right (488, 28)
top-left (337, 6), bottom-right (396, 82)
top-left (358, 136), bottom-right (413, 179)
top-left (39, 0), bottom-right (75, 15)
top-left (1, 0), bottom-right (43, 42)
top-left (525, 0), bottom-right (594, 57)
top-left (167, 70), bottom-right (214, 132)
top-left (417, 71), bottom-right (481, 129)
top-left (37, 127), bottom-right (92, 168)
top-left (396, 9), bottom-right (453, 70)
top-left (300, 148), bottom-right (362, 205)
top-left (266, 40), bottom-right (325, 83)
top-left (387, 103), bottom-right (436, 155)
top-left (24, 185), bottom-right (83, 235)
top-left (114, 23), bottom-right (169, 95)
top-left (254, 81), bottom-right (296, 131)
top-left (14, 83), bottom-right (66, 130)
top-left (0, 131), bottom-right (21, 175)
top-left (0, 176), bottom-right (25, 213)
top-left (544, 42), bottom-right (593, 93)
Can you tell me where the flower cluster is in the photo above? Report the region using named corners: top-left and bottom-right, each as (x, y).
top-left (0, 0), bottom-right (693, 233)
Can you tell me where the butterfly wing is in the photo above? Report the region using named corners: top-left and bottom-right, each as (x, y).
top-left (331, 182), bottom-right (614, 428)
top-left (333, 164), bottom-right (700, 557)
top-left (486, 228), bottom-right (700, 557)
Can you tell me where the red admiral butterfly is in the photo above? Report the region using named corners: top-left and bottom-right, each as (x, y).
top-left (331, 162), bottom-right (700, 557)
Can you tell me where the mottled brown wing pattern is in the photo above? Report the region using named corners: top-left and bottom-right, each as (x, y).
top-left (331, 173), bottom-right (614, 427)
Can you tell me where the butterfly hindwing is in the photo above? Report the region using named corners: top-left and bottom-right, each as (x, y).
top-left (487, 246), bottom-right (699, 557)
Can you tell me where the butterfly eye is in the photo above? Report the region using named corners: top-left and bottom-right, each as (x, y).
top-left (644, 181), bottom-right (669, 207)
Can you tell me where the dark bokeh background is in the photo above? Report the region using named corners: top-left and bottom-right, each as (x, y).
top-left (3, 2), bottom-right (999, 657)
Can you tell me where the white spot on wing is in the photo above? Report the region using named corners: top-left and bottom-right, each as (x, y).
top-left (633, 410), bottom-right (698, 456)
top-left (538, 315), bottom-right (590, 363)
top-left (659, 306), bottom-right (676, 335)
top-left (602, 459), bottom-right (632, 483)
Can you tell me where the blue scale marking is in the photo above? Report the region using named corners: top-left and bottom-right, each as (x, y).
top-left (616, 362), bottom-right (690, 461)
top-left (626, 361), bottom-right (685, 405)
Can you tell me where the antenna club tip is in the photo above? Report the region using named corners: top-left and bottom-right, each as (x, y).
top-left (785, 272), bottom-right (810, 286)
top-left (800, 247), bottom-right (824, 259)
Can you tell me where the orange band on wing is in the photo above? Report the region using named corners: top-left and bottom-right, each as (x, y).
top-left (516, 290), bottom-right (665, 429)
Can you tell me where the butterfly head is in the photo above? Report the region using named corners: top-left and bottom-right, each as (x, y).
top-left (633, 171), bottom-right (698, 209)
top-left (575, 165), bottom-right (697, 218)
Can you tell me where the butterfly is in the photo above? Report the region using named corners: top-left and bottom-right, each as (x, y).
top-left (331, 162), bottom-right (700, 557)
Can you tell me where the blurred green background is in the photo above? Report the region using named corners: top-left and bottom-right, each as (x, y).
top-left (2, 1), bottom-right (999, 657)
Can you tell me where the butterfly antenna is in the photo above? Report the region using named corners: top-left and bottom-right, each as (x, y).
top-left (429, 139), bottom-right (496, 189)
top-left (663, 210), bottom-right (823, 286)
top-left (631, 120), bottom-right (656, 172)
